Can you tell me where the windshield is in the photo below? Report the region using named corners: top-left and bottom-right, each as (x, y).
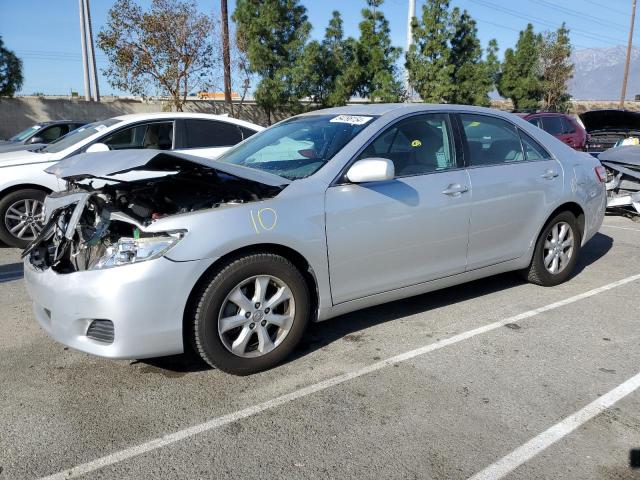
top-left (215, 114), bottom-right (376, 180)
top-left (9, 125), bottom-right (42, 142)
top-left (42, 119), bottom-right (122, 154)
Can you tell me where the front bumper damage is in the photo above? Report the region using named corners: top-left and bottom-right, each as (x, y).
top-left (22, 149), bottom-right (288, 358)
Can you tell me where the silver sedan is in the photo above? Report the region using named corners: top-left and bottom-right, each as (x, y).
top-left (23, 104), bottom-right (607, 375)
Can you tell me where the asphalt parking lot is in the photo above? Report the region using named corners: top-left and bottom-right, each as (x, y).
top-left (1, 214), bottom-right (640, 480)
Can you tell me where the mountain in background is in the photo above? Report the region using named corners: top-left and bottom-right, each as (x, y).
top-left (570, 46), bottom-right (640, 100)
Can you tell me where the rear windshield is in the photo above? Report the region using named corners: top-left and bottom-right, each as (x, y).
top-left (42, 119), bottom-right (122, 154)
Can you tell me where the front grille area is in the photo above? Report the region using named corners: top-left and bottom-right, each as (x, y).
top-left (86, 320), bottom-right (114, 344)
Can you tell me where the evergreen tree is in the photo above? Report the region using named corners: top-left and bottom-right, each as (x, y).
top-left (300, 11), bottom-right (353, 107)
top-left (497, 23), bottom-right (544, 111)
top-left (406, 0), bottom-right (453, 103)
top-left (0, 36), bottom-right (23, 97)
top-left (406, 0), bottom-right (497, 105)
top-left (233, 0), bottom-right (311, 123)
top-left (540, 24), bottom-right (573, 112)
top-left (353, 0), bottom-right (404, 102)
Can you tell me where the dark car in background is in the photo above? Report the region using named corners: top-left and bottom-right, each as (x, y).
top-left (0, 120), bottom-right (86, 153)
top-left (517, 112), bottom-right (587, 151)
top-left (579, 109), bottom-right (640, 154)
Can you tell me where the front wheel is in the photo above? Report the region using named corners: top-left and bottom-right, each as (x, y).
top-left (0, 189), bottom-right (47, 248)
top-left (192, 253), bottom-right (310, 375)
top-left (523, 211), bottom-right (581, 286)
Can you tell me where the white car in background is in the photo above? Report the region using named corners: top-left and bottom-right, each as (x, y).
top-left (0, 113), bottom-right (262, 247)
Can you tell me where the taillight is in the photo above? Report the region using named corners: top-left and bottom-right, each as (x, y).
top-left (595, 165), bottom-right (607, 182)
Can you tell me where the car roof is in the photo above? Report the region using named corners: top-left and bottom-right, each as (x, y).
top-left (36, 120), bottom-right (86, 126)
top-left (111, 112), bottom-right (263, 130)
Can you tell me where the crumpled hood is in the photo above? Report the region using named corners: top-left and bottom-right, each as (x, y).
top-left (0, 149), bottom-right (54, 167)
top-left (598, 145), bottom-right (640, 167)
top-left (579, 110), bottom-right (640, 133)
top-left (45, 149), bottom-right (291, 188)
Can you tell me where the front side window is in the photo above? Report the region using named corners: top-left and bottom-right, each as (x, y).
top-left (461, 114), bottom-right (525, 166)
top-left (527, 117), bottom-right (543, 129)
top-left (100, 122), bottom-right (173, 150)
top-left (216, 114), bottom-right (374, 180)
top-left (358, 113), bottom-right (456, 176)
top-left (39, 125), bottom-right (67, 142)
top-left (183, 120), bottom-right (243, 148)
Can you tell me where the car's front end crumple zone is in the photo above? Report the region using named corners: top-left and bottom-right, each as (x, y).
top-left (23, 150), bottom-right (289, 359)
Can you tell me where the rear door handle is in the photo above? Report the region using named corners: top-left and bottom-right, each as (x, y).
top-left (442, 184), bottom-right (469, 196)
top-left (541, 169), bottom-right (559, 179)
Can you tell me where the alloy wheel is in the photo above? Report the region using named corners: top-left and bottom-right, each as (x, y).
top-left (4, 198), bottom-right (44, 241)
top-left (543, 221), bottom-right (574, 274)
top-left (218, 275), bottom-right (295, 358)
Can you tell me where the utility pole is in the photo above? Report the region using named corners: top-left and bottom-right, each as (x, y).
top-left (620, 0), bottom-right (637, 108)
top-left (221, 0), bottom-right (233, 116)
top-left (84, 0), bottom-right (100, 102)
top-left (78, 0), bottom-right (91, 101)
top-left (405, 0), bottom-right (416, 100)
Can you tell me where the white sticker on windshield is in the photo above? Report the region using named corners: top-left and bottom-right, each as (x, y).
top-left (95, 125), bottom-right (108, 131)
top-left (32, 125), bottom-right (42, 130)
top-left (330, 115), bottom-right (373, 125)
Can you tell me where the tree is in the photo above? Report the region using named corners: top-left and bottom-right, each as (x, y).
top-left (540, 24), bottom-right (573, 112)
top-left (406, 0), bottom-right (454, 103)
top-left (406, 1), bottom-right (497, 105)
top-left (300, 11), bottom-right (353, 107)
top-left (233, 0), bottom-right (311, 124)
top-left (98, 0), bottom-right (217, 111)
top-left (497, 23), bottom-right (544, 111)
top-left (0, 37), bottom-right (23, 97)
top-left (353, 0), bottom-right (404, 102)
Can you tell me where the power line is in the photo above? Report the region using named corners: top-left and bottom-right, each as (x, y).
top-left (583, 0), bottom-right (629, 16)
top-left (528, 0), bottom-right (628, 30)
top-left (469, 0), bottom-right (628, 45)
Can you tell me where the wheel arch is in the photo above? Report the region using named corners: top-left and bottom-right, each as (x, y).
top-left (546, 201), bottom-right (586, 240)
top-left (0, 183), bottom-right (53, 198)
top-left (182, 243), bottom-right (319, 353)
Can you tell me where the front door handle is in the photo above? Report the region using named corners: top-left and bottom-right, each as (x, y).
top-left (541, 169), bottom-right (559, 179)
top-left (442, 184), bottom-right (469, 196)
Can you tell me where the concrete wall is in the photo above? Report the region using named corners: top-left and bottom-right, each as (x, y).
top-left (0, 97), bottom-right (288, 139)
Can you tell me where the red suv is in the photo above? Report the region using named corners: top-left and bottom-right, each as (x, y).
top-left (516, 112), bottom-right (588, 150)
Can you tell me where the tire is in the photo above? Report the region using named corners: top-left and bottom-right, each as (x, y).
top-left (192, 253), bottom-right (310, 375)
top-left (523, 211), bottom-right (582, 287)
top-left (0, 188), bottom-right (47, 249)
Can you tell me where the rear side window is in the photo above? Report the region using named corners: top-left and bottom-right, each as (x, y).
top-left (183, 119), bottom-right (243, 148)
top-left (460, 114), bottom-right (524, 166)
top-left (519, 130), bottom-right (552, 161)
top-left (527, 117), bottom-right (543, 129)
top-left (542, 116), bottom-right (564, 135)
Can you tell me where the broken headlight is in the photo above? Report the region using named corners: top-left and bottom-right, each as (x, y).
top-left (90, 231), bottom-right (185, 270)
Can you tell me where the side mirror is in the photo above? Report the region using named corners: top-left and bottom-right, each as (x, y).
top-left (29, 136), bottom-right (44, 144)
top-left (86, 143), bottom-right (110, 153)
top-left (346, 158), bottom-right (395, 183)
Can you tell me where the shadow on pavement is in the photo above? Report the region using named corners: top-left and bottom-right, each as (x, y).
top-left (0, 262), bottom-right (24, 283)
top-left (138, 232), bottom-right (613, 374)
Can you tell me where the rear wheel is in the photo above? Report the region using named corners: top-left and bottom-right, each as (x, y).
top-left (0, 189), bottom-right (47, 248)
top-left (523, 211), bottom-right (581, 286)
top-left (192, 253), bottom-right (310, 375)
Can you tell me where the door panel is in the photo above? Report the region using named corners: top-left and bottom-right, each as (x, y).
top-left (466, 161), bottom-right (563, 269)
top-left (459, 113), bottom-right (564, 269)
top-left (326, 170), bottom-right (471, 304)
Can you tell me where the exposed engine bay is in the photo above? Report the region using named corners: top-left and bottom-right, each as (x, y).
top-left (24, 151), bottom-right (286, 273)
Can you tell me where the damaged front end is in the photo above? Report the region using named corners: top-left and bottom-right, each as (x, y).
top-left (23, 150), bottom-right (288, 273)
top-left (598, 146), bottom-right (640, 214)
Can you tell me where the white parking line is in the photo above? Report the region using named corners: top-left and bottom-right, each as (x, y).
top-left (39, 273), bottom-right (640, 480)
top-left (469, 370), bottom-right (640, 480)
top-left (601, 224), bottom-right (640, 232)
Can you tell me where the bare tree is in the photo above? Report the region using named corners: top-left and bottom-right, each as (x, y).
top-left (98, 0), bottom-right (219, 111)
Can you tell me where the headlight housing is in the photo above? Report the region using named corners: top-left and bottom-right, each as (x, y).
top-left (91, 231), bottom-right (185, 270)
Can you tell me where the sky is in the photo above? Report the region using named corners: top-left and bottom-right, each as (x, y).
top-left (0, 0), bottom-right (636, 96)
